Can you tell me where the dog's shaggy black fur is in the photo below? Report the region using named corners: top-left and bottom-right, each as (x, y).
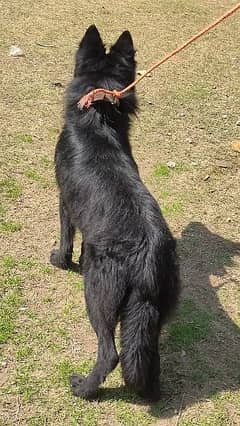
top-left (50, 25), bottom-right (180, 402)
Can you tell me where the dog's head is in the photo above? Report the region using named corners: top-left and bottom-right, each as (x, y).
top-left (72, 25), bottom-right (137, 114)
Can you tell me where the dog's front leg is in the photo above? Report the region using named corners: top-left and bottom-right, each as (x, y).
top-left (50, 196), bottom-right (75, 269)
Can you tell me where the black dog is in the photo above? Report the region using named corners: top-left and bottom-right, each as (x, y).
top-left (50, 25), bottom-right (180, 401)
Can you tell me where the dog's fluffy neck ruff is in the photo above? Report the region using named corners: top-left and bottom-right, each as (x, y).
top-left (66, 89), bottom-right (134, 152)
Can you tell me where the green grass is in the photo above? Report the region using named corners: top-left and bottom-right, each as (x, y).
top-left (15, 364), bottom-right (40, 402)
top-left (0, 256), bottom-right (22, 345)
top-left (27, 417), bottom-right (47, 426)
top-left (56, 359), bottom-right (95, 386)
top-left (180, 410), bottom-right (230, 426)
top-left (0, 276), bottom-right (21, 296)
top-left (174, 83), bottom-right (213, 103)
top-left (154, 164), bottom-right (171, 177)
top-left (24, 169), bottom-right (43, 182)
top-left (162, 201), bottom-right (183, 217)
top-left (19, 257), bottom-right (52, 274)
top-left (1, 255), bottom-right (17, 271)
top-left (16, 346), bottom-right (33, 360)
top-left (0, 178), bottom-right (22, 200)
top-left (24, 168), bottom-right (52, 188)
top-left (0, 205), bottom-right (7, 219)
top-left (70, 409), bottom-right (100, 426)
top-left (154, 162), bottom-right (190, 180)
top-left (0, 288), bottom-right (22, 344)
top-left (116, 401), bottom-right (153, 426)
top-left (166, 299), bottom-right (212, 349)
top-left (0, 220), bottom-right (22, 233)
top-left (67, 270), bottom-right (84, 291)
top-left (56, 326), bottom-right (69, 339)
top-left (40, 156), bottom-right (52, 168)
top-left (15, 134), bottom-right (33, 144)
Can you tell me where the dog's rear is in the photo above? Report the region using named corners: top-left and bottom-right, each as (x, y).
top-left (51, 25), bottom-right (180, 401)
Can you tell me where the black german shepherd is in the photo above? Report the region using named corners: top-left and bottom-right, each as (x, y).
top-left (50, 25), bottom-right (180, 401)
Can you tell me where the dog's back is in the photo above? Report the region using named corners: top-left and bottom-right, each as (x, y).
top-left (51, 25), bottom-right (180, 401)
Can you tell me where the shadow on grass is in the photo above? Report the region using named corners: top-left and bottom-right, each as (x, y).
top-left (153, 221), bottom-right (240, 418)
top-left (94, 222), bottom-right (240, 418)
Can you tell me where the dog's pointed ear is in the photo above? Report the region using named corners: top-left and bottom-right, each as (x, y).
top-left (79, 25), bottom-right (105, 54)
top-left (111, 31), bottom-right (135, 59)
top-left (74, 25), bottom-right (105, 77)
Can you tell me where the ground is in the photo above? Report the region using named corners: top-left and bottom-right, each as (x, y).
top-left (0, 0), bottom-right (240, 425)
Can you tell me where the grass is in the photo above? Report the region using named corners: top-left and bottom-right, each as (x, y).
top-left (0, 205), bottom-right (7, 219)
top-left (15, 134), bottom-right (33, 144)
top-left (173, 82), bottom-right (213, 103)
top-left (57, 359), bottom-right (95, 386)
top-left (0, 287), bottom-right (22, 344)
top-left (24, 168), bottom-right (53, 188)
top-left (0, 221), bottom-right (22, 233)
top-left (0, 178), bottom-right (22, 200)
top-left (67, 270), bottom-right (84, 291)
top-left (16, 346), bottom-right (33, 360)
top-left (162, 201), bottom-right (183, 217)
top-left (116, 402), bottom-right (153, 426)
top-left (40, 155), bottom-right (53, 168)
top-left (154, 163), bottom-right (171, 177)
top-left (0, 0), bottom-right (240, 425)
top-left (166, 299), bottom-right (212, 348)
top-left (24, 169), bottom-right (43, 182)
top-left (0, 256), bottom-right (22, 344)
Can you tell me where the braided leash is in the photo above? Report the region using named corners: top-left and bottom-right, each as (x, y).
top-left (78, 2), bottom-right (240, 110)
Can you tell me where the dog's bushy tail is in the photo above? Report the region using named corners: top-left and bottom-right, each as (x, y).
top-left (119, 235), bottom-right (180, 401)
top-left (119, 292), bottom-right (161, 401)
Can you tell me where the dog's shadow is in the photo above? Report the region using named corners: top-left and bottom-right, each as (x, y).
top-left (100, 222), bottom-right (240, 417)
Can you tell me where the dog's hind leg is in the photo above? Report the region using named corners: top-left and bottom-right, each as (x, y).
top-left (70, 270), bottom-right (123, 399)
top-left (50, 196), bottom-right (75, 269)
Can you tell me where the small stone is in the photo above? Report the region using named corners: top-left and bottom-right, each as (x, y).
top-left (1, 361), bottom-right (7, 369)
top-left (167, 132), bottom-right (172, 136)
top-left (236, 120), bottom-right (240, 126)
top-left (216, 160), bottom-right (231, 168)
top-left (222, 114), bottom-right (228, 119)
top-left (179, 112), bottom-right (186, 117)
top-left (227, 218), bottom-right (231, 223)
top-left (191, 161), bottom-right (198, 166)
top-left (231, 140), bottom-right (240, 153)
top-left (181, 350), bottom-right (186, 357)
top-left (186, 138), bottom-right (193, 144)
top-left (203, 174), bottom-right (210, 181)
top-left (9, 45), bottom-right (24, 57)
top-left (166, 161), bottom-right (176, 169)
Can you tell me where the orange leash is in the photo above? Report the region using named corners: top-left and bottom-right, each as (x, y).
top-left (78, 2), bottom-right (240, 110)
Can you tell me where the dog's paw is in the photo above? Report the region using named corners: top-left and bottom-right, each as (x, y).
top-left (70, 374), bottom-right (85, 395)
top-left (50, 249), bottom-right (71, 270)
top-left (70, 374), bottom-right (98, 400)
